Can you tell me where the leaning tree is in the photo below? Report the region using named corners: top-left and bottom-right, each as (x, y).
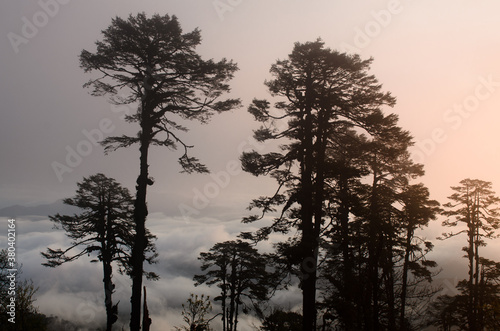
top-left (79, 13), bottom-right (240, 330)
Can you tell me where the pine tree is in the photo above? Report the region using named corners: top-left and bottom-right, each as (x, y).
top-left (79, 13), bottom-right (239, 330)
top-left (41, 173), bottom-right (157, 331)
top-left (441, 179), bottom-right (500, 329)
top-left (240, 39), bottom-right (396, 330)
top-left (194, 240), bottom-right (270, 331)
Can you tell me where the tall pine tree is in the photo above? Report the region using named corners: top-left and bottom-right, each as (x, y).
top-left (240, 40), bottom-right (396, 330)
top-left (79, 13), bottom-right (239, 330)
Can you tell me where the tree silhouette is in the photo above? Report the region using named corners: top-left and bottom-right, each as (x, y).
top-left (396, 183), bottom-right (441, 329)
top-left (41, 173), bottom-right (157, 331)
top-left (260, 309), bottom-right (302, 331)
top-left (175, 294), bottom-right (215, 331)
top-left (194, 240), bottom-right (270, 331)
top-left (240, 39), bottom-right (396, 330)
top-left (79, 13), bottom-right (239, 330)
top-left (0, 250), bottom-right (48, 331)
top-left (430, 258), bottom-right (500, 330)
top-left (440, 178), bottom-right (500, 329)
top-left (351, 116), bottom-right (426, 330)
top-left (316, 123), bottom-right (437, 330)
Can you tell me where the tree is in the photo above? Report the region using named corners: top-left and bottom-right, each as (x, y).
top-left (352, 117), bottom-right (426, 330)
top-left (428, 294), bottom-right (466, 331)
top-left (396, 184), bottom-right (441, 330)
top-left (14, 279), bottom-right (45, 331)
top-left (0, 249), bottom-right (9, 302)
top-left (240, 39), bottom-right (396, 330)
top-left (41, 173), bottom-right (157, 331)
top-left (317, 126), bottom-right (438, 330)
top-left (0, 250), bottom-right (48, 331)
top-left (441, 179), bottom-right (500, 329)
top-left (194, 240), bottom-right (270, 331)
top-left (317, 128), bottom-right (369, 330)
top-left (475, 258), bottom-right (500, 329)
top-left (79, 13), bottom-right (240, 330)
top-left (260, 309), bottom-right (302, 331)
top-left (175, 294), bottom-right (215, 331)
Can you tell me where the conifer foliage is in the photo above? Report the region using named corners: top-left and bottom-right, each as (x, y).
top-left (239, 40), bottom-right (439, 330)
top-left (42, 173), bottom-right (157, 331)
top-left (79, 13), bottom-right (239, 330)
top-left (194, 240), bottom-right (270, 331)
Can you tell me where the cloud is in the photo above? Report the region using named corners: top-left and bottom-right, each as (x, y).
top-left (1, 212), bottom-right (266, 330)
top-left (4, 204), bottom-right (482, 330)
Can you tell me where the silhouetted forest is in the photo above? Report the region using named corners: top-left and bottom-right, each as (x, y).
top-left (3, 11), bottom-right (500, 331)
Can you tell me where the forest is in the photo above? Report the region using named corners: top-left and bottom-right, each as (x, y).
top-left (2, 12), bottom-right (500, 331)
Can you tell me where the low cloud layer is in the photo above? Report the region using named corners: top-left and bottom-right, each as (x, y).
top-left (3, 196), bottom-right (500, 330)
top-left (1, 211), bottom-right (280, 330)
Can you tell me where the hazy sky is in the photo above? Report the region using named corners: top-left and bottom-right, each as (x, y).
top-left (2, 1), bottom-right (500, 329)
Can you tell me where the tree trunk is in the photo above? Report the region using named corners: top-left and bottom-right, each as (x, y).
top-left (130, 104), bottom-right (152, 330)
top-left (102, 237), bottom-right (116, 331)
top-left (473, 197), bottom-right (480, 331)
top-left (234, 291), bottom-right (240, 331)
top-left (300, 81), bottom-right (317, 331)
top-left (384, 238), bottom-right (396, 331)
top-left (103, 260), bottom-right (114, 331)
top-left (400, 225), bottom-right (413, 331)
top-left (103, 200), bottom-right (116, 331)
top-left (228, 254), bottom-right (237, 331)
top-left (366, 173), bottom-right (381, 331)
top-left (467, 220), bottom-right (475, 330)
top-left (339, 173), bottom-right (355, 330)
top-left (143, 286), bottom-right (152, 331)
top-left (478, 265), bottom-right (485, 330)
top-left (309, 110), bottom-right (327, 330)
top-left (222, 278), bottom-right (227, 331)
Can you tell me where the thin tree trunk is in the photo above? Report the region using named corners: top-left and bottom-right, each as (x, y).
top-left (400, 225), bottom-right (413, 331)
top-left (385, 237), bottom-right (396, 331)
top-left (367, 172), bottom-right (381, 331)
top-left (234, 292), bottom-right (240, 331)
top-left (478, 265), bottom-right (485, 330)
top-left (228, 254), bottom-right (237, 331)
top-left (103, 200), bottom-right (116, 331)
top-left (339, 173), bottom-right (355, 330)
top-left (464, 186), bottom-right (475, 331)
top-left (373, 233), bottom-right (383, 331)
top-left (103, 259), bottom-right (114, 331)
top-left (473, 196), bottom-right (480, 331)
top-left (467, 222), bottom-right (475, 330)
top-left (222, 277), bottom-right (227, 331)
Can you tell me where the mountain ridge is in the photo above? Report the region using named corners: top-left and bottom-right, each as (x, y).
top-left (0, 200), bottom-right (79, 217)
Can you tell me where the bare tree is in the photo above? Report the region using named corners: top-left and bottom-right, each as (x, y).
top-left (175, 294), bottom-right (215, 331)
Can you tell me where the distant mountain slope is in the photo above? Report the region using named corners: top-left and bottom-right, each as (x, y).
top-left (0, 200), bottom-right (79, 217)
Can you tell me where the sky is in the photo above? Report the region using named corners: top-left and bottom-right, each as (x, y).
top-left (2, 0), bottom-right (500, 329)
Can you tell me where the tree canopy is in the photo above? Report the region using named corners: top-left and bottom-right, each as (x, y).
top-left (79, 12), bottom-right (240, 330)
top-left (239, 39), bottom-right (425, 330)
top-left (42, 173), bottom-right (157, 331)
